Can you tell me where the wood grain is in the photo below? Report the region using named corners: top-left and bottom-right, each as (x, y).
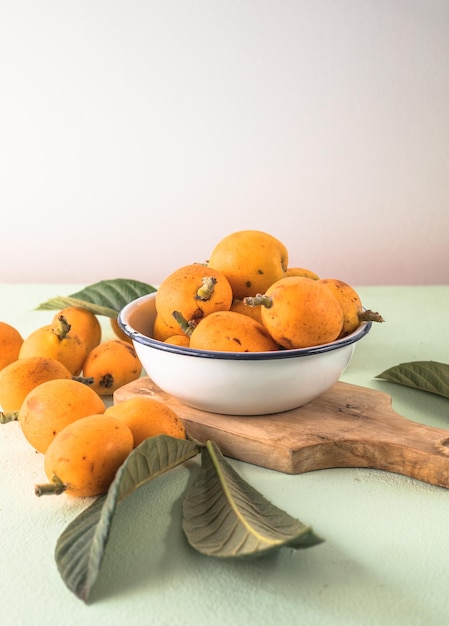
top-left (114, 377), bottom-right (449, 488)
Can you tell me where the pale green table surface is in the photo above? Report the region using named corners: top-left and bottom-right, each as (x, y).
top-left (1, 284), bottom-right (449, 626)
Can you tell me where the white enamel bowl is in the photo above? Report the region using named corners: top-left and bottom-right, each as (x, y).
top-left (118, 293), bottom-right (371, 416)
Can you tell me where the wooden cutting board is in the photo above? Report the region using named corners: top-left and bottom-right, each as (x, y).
top-left (114, 377), bottom-right (449, 489)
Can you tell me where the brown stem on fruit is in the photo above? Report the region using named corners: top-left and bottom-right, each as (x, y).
top-left (195, 276), bottom-right (217, 301)
top-left (72, 375), bottom-right (94, 386)
top-left (172, 311), bottom-right (196, 337)
top-left (359, 310), bottom-right (385, 323)
top-left (0, 411), bottom-right (19, 424)
top-left (35, 475), bottom-right (66, 497)
top-left (243, 294), bottom-right (273, 309)
top-left (52, 315), bottom-right (71, 340)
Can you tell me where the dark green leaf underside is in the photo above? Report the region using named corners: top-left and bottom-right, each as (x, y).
top-left (183, 441), bottom-right (324, 558)
top-left (36, 278), bottom-right (156, 317)
top-left (376, 360), bottom-right (449, 399)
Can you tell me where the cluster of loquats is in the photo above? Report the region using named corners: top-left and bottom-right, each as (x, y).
top-left (0, 307), bottom-right (187, 499)
top-left (0, 306), bottom-right (142, 414)
top-left (153, 229), bottom-right (384, 353)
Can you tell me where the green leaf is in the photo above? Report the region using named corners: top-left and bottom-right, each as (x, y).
top-left (182, 440), bottom-right (324, 558)
top-left (376, 361), bottom-right (449, 399)
top-left (55, 435), bottom-right (201, 603)
top-left (36, 278), bottom-right (156, 317)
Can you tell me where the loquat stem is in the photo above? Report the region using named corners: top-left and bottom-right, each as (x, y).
top-left (35, 475), bottom-right (66, 497)
top-left (72, 375), bottom-right (94, 386)
top-left (243, 294), bottom-right (273, 309)
top-left (53, 315), bottom-right (72, 340)
top-left (0, 411), bottom-right (19, 424)
top-left (195, 276), bottom-right (217, 301)
top-left (359, 309), bottom-right (385, 324)
top-left (172, 311), bottom-right (196, 337)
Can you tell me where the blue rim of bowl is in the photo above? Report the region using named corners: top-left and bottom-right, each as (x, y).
top-left (118, 294), bottom-right (372, 361)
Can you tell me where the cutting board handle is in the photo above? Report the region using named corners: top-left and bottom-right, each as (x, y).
top-left (114, 379), bottom-right (449, 488)
top-left (292, 393), bottom-right (449, 488)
